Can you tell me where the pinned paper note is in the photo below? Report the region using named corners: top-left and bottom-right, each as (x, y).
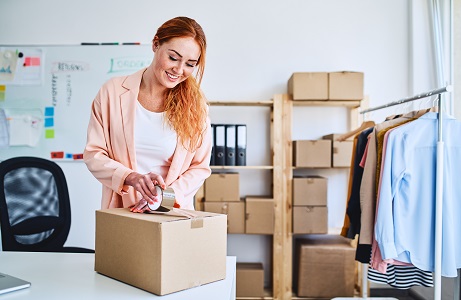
top-left (0, 108), bottom-right (9, 148)
top-left (0, 50), bottom-right (19, 82)
top-left (6, 111), bottom-right (43, 147)
top-left (0, 47), bottom-right (43, 85)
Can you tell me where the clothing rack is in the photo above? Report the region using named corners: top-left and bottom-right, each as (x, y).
top-left (360, 85), bottom-right (452, 300)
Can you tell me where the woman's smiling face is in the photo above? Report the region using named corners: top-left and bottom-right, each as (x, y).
top-left (152, 36), bottom-right (201, 89)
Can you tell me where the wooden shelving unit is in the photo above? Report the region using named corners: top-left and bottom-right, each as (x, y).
top-left (208, 96), bottom-right (367, 299)
top-left (276, 94), bottom-right (367, 300)
top-left (208, 99), bottom-right (283, 300)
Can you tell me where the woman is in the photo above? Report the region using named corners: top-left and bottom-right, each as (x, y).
top-left (84, 16), bottom-right (212, 213)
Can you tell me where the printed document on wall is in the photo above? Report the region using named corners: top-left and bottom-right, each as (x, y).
top-left (0, 47), bottom-right (44, 85)
top-left (5, 109), bottom-right (43, 147)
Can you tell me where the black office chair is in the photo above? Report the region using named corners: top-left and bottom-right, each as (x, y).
top-left (0, 156), bottom-right (94, 253)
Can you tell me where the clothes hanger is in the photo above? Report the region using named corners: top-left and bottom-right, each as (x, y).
top-left (336, 115), bottom-right (375, 142)
top-left (409, 96), bottom-right (438, 118)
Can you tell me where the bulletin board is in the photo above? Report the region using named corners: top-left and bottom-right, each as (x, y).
top-left (0, 45), bottom-right (152, 161)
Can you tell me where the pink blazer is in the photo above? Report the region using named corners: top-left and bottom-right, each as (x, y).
top-left (83, 68), bottom-right (212, 210)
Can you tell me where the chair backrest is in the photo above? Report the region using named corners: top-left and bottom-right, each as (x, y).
top-left (0, 156), bottom-right (71, 251)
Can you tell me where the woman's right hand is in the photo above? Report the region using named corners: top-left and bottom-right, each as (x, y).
top-left (124, 172), bottom-right (166, 203)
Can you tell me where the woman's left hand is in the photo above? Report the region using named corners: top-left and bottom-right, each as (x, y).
top-left (130, 195), bottom-right (161, 213)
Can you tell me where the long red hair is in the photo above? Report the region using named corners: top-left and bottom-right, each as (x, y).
top-left (155, 16), bottom-right (208, 151)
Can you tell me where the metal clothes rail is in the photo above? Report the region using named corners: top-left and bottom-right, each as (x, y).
top-left (360, 85), bottom-right (452, 300)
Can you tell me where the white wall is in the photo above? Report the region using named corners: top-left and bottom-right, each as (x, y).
top-left (0, 0), bottom-right (441, 290)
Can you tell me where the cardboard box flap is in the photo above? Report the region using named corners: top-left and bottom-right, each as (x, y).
top-left (97, 208), bottom-right (222, 223)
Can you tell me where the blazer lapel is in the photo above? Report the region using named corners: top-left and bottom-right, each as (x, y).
top-left (120, 68), bottom-right (145, 169)
top-left (165, 142), bottom-right (189, 185)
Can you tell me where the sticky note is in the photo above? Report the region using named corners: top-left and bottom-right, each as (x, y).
top-left (45, 129), bottom-right (55, 139)
top-left (73, 154), bottom-right (83, 160)
top-left (44, 107), bottom-right (54, 116)
top-left (0, 85), bottom-right (5, 102)
top-left (24, 57), bottom-right (41, 66)
top-left (44, 117), bottom-right (54, 127)
top-left (51, 151), bottom-right (64, 159)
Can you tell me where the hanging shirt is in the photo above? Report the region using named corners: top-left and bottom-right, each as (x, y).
top-left (367, 264), bottom-right (433, 289)
top-left (360, 109), bottom-right (432, 245)
top-left (134, 101), bottom-right (177, 180)
top-left (374, 112), bottom-right (461, 277)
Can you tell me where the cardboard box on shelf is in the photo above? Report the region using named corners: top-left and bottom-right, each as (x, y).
top-left (236, 263), bottom-right (265, 297)
top-left (293, 140), bottom-right (331, 168)
top-left (328, 71), bottom-right (364, 100)
top-left (293, 176), bottom-right (327, 206)
top-left (288, 72), bottom-right (329, 100)
top-left (245, 197), bottom-right (274, 234)
top-left (322, 133), bottom-right (354, 167)
top-left (204, 201), bottom-right (245, 234)
top-left (205, 173), bottom-right (240, 202)
top-left (95, 208), bottom-right (227, 296)
top-left (294, 235), bottom-right (355, 298)
top-left (292, 206), bottom-right (328, 234)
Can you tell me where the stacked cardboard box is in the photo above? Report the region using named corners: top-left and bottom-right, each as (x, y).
top-left (294, 235), bottom-right (355, 298)
top-left (288, 72), bottom-right (329, 100)
top-left (292, 176), bottom-right (328, 234)
top-left (328, 71), bottom-right (364, 100)
top-left (288, 71), bottom-right (364, 101)
top-left (245, 196), bottom-right (274, 234)
top-left (293, 136), bottom-right (352, 168)
top-left (322, 134), bottom-right (354, 167)
top-left (203, 174), bottom-right (275, 235)
top-left (293, 140), bottom-right (331, 168)
top-left (203, 173), bottom-right (245, 234)
top-left (236, 263), bottom-right (265, 297)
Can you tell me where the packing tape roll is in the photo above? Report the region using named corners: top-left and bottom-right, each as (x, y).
top-left (147, 186), bottom-right (176, 211)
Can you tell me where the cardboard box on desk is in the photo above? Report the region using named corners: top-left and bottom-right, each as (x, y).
top-left (322, 133), bottom-right (353, 167)
top-left (204, 201), bottom-right (245, 233)
top-left (288, 72), bottom-right (329, 100)
top-left (328, 71), bottom-right (364, 100)
top-left (292, 206), bottom-right (328, 234)
top-left (205, 173), bottom-right (240, 202)
top-left (236, 262), bottom-right (264, 297)
top-left (293, 140), bottom-right (331, 168)
top-left (95, 208), bottom-right (227, 296)
top-left (294, 235), bottom-right (355, 298)
top-left (293, 176), bottom-right (327, 206)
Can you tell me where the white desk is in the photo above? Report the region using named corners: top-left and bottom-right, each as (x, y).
top-left (0, 252), bottom-right (236, 300)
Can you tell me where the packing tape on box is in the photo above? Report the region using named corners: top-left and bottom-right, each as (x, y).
top-left (145, 186), bottom-right (202, 222)
top-left (191, 218), bottom-right (204, 229)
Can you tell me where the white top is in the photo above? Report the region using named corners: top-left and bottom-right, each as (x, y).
top-left (0, 252), bottom-right (236, 300)
top-left (134, 101), bottom-right (177, 179)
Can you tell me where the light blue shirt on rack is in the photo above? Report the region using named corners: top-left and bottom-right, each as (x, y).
top-left (374, 112), bottom-right (461, 277)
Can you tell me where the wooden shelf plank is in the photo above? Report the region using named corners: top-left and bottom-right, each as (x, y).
top-left (211, 165), bottom-right (273, 170)
top-left (291, 100), bottom-right (361, 108)
top-left (209, 100), bottom-right (274, 106)
top-left (236, 287), bottom-right (273, 299)
top-left (292, 166), bottom-right (350, 170)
